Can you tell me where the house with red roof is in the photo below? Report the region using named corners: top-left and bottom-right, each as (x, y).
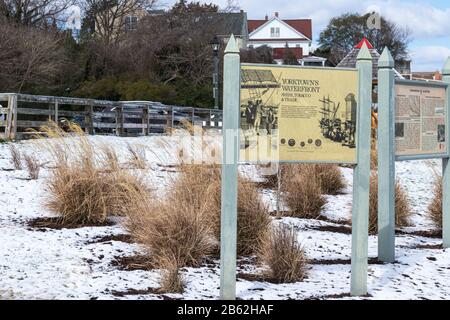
top-left (248, 12), bottom-right (326, 66)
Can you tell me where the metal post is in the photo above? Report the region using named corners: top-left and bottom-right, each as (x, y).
top-left (220, 35), bottom-right (240, 300)
top-left (442, 57), bottom-right (450, 248)
top-left (351, 43), bottom-right (373, 296)
top-left (377, 48), bottom-right (396, 262)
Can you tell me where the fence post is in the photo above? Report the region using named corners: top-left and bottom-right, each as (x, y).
top-left (143, 106), bottom-right (149, 136)
top-left (6, 94), bottom-right (18, 140)
top-left (166, 106), bottom-right (173, 133)
top-left (84, 103), bottom-right (94, 134)
top-left (350, 43), bottom-right (372, 296)
top-left (115, 105), bottom-right (123, 136)
top-left (220, 35), bottom-right (240, 300)
top-left (377, 48), bottom-right (396, 262)
top-left (442, 57), bottom-right (450, 248)
top-left (5, 95), bottom-right (13, 139)
top-left (55, 99), bottom-right (59, 124)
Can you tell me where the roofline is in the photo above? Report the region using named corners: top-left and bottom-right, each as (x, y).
top-left (248, 16), bottom-right (311, 41)
top-left (249, 38), bottom-right (311, 42)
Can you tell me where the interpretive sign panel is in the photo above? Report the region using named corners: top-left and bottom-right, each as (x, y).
top-left (239, 64), bottom-right (358, 163)
top-left (395, 83), bottom-right (447, 157)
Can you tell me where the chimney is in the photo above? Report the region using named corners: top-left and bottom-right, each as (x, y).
top-left (265, 14), bottom-right (268, 20)
top-left (434, 71), bottom-right (442, 81)
top-left (275, 12), bottom-right (279, 18)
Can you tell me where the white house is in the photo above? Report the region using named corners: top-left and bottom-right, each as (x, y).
top-left (248, 12), bottom-right (326, 66)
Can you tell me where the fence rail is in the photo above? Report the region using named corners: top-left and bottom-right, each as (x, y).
top-left (0, 93), bottom-right (223, 140)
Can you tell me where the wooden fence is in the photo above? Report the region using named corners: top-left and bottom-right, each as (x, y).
top-left (0, 93), bottom-right (223, 140)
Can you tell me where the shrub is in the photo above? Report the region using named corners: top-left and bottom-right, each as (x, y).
top-left (9, 144), bottom-right (22, 170)
top-left (23, 153), bottom-right (40, 180)
top-left (260, 224), bottom-right (308, 283)
top-left (368, 174), bottom-right (411, 234)
top-left (428, 177), bottom-right (442, 228)
top-left (281, 165), bottom-right (327, 218)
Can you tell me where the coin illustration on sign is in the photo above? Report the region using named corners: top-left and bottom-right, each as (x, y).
top-left (288, 139), bottom-right (296, 147)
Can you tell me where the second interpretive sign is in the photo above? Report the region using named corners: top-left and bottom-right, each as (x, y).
top-left (395, 83), bottom-right (447, 157)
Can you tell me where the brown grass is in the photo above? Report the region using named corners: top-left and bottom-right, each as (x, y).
top-left (180, 165), bottom-right (271, 256)
top-left (158, 256), bottom-right (186, 293)
top-left (259, 164), bottom-right (345, 195)
top-left (371, 139), bottom-right (378, 170)
top-left (281, 165), bottom-right (327, 218)
top-left (127, 143), bottom-right (147, 169)
top-left (37, 121), bottom-right (148, 225)
top-left (313, 164), bottom-right (346, 195)
top-left (9, 144), bottom-right (22, 170)
top-left (23, 153), bottom-right (40, 180)
top-left (260, 224), bottom-right (308, 283)
top-left (368, 173), bottom-right (411, 234)
top-left (100, 144), bottom-right (120, 172)
top-left (428, 177), bottom-right (442, 228)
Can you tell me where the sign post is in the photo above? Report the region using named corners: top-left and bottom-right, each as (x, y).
top-left (219, 39), bottom-right (373, 299)
top-left (219, 35), bottom-right (240, 300)
top-left (442, 57), bottom-right (450, 248)
top-left (377, 48), bottom-right (396, 262)
top-left (350, 43), bottom-right (373, 296)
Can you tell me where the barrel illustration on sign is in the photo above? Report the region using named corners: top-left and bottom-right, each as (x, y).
top-left (395, 83), bottom-right (447, 156)
top-left (240, 64), bottom-right (358, 163)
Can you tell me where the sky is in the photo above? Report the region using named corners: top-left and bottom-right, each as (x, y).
top-left (160, 0), bottom-right (450, 72)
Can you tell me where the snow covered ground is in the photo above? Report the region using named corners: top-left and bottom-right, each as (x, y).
top-left (1, 135), bottom-right (449, 300)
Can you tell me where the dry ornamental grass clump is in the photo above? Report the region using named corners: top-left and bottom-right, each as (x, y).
top-left (9, 144), bottom-right (22, 170)
top-left (23, 153), bottom-right (40, 180)
top-left (159, 256), bottom-right (185, 293)
top-left (368, 173), bottom-right (411, 234)
top-left (281, 164), bottom-right (327, 218)
top-left (177, 165), bottom-right (271, 256)
top-left (428, 177), bottom-right (442, 228)
top-left (260, 224), bottom-right (308, 283)
top-left (371, 138), bottom-right (378, 170)
top-left (38, 122), bottom-right (147, 225)
top-left (259, 163), bottom-right (345, 195)
top-left (127, 143), bottom-right (147, 169)
top-left (312, 164), bottom-right (346, 195)
top-left (124, 164), bottom-right (271, 292)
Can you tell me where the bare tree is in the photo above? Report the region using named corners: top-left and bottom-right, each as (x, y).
top-left (221, 0), bottom-right (240, 13)
top-left (0, 0), bottom-right (75, 27)
top-left (83, 0), bottom-right (157, 44)
top-left (0, 18), bottom-right (66, 92)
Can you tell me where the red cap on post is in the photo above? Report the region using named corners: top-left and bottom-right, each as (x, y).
top-left (355, 37), bottom-right (374, 49)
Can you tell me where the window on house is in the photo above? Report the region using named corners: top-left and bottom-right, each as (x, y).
top-left (125, 16), bottom-right (138, 31)
top-left (270, 27), bottom-right (280, 38)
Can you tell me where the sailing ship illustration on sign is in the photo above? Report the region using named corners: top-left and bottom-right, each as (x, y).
top-left (319, 93), bottom-right (357, 148)
top-left (240, 69), bottom-right (281, 140)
